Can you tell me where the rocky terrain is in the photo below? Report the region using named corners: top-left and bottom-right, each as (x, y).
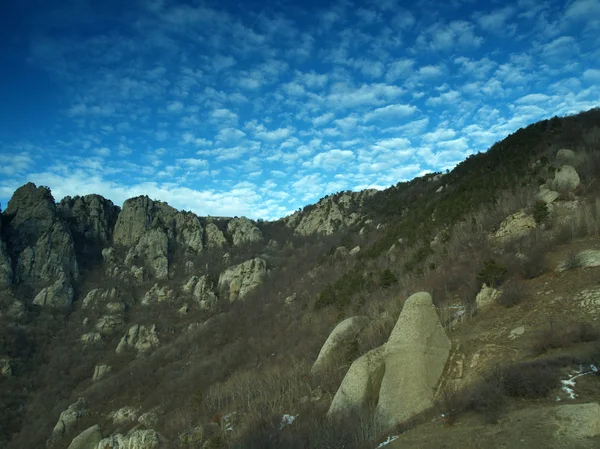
top-left (1, 108), bottom-right (600, 448)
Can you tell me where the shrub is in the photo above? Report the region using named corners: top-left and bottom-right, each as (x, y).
top-left (496, 278), bottom-right (526, 307)
top-left (500, 361), bottom-right (560, 399)
top-left (533, 200), bottom-right (549, 225)
top-left (533, 321), bottom-right (600, 355)
top-left (562, 250), bottom-right (583, 270)
top-left (379, 269), bottom-right (397, 288)
top-left (476, 259), bottom-right (508, 287)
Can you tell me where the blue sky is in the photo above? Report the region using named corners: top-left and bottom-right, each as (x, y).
top-left (0, 0), bottom-right (599, 219)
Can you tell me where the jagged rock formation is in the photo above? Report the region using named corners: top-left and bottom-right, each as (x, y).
top-left (218, 257), bottom-right (267, 301)
top-left (67, 424), bottom-right (102, 449)
top-left (311, 316), bottom-right (370, 374)
top-left (141, 283), bottom-right (175, 306)
top-left (327, 345), bottom-right (385, 417)
top-left (183, 275), bottom-right (217, 309)
top-left (376, 292), bottom-right (451, 428)
top-left (3, 183), bottom-right (79, 307)
top-left (125, 228), bottom-right (170, 280)
top-left (205, 223), bottom-right (227, 248)
top-left (227, 217), bottom-right (263, 246)
top-left (97, 429), bottom-right (162, 449)
top-left (108, 406), bottom-right (141, 425)
top-left (537, 186), bottom-right (560, 204)
top-left (92, 365), bottom-right (112, 381)
top-left (116, 324), bottom-right (159, 355)
top-left (52, 398), bottom-right (87, 441)
top-left (494, 210), bottom-right (536, 242)
top-left (284, 190), bottom-right (376, 235)
top-left (552, 165), bottom-right (580, 193)
top-left (58, 194), bottom-right (119, 263)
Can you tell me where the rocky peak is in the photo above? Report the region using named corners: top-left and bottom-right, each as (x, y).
top-left (284, 189), bottom-right (376, 235)
top-left (58, 194), bottom-right (120, 246)
top-left (226, 217), bottom-right (263, 246)
top-left (112, 196), bottom-right (178, 247)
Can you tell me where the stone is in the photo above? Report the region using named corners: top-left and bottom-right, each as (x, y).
top-left (141, 283), bottom-right (175, 306)
top-left (108, 406), bottom-right (141, 425)
top-left (138, 409), bottom-right (161, 428)
top-left (327, 345), bottom-right (386, 417)
top-left (552, 165), bottom-right (580, 193)
top-left (227, 217), bottom-right (263, 246)
top-left (82, 288), bottom-right (121, 310)
top-left (97, 429), bottom-right (161, 449)
top-left (67, 424), bottom-right (103, 449)
top-left (205, 223), bottom-right (227, 249)
top-left (476, 283), bottom-right (501, 310)
top-left (52, 398), bottom-right (87, 439)
top-left (183, 275), bottom-right (217, 309)
top-left (537, 186), bottom-right (560, 204)
top-left (554, 403), bottom-right (600, 440)
top-left (4, 300), bottom-right (25, 320)
top-left (112, 196), bottom-right (177, 247)
top-left (125, 228), bottom-right (169, 280)
top-left (173, 212), bottom-right (204, 254)
top-left (81, 332), bottom-right (103, 346)
top-left (311, 316), bottom-right (370, 375)
top-left (334, 246), bottom-right (349, 258)
top-left (436, 185), bottom-right (444, 193)
top-left (285, 190), bottom-right (376, 235)
top-left (284, 293), bottom-right (297, 306)
top-left (58, 194), bottom-right (119, 260)
top-left (494, 210), bottom-right (536, 241)
top-left (116, 324), bottom-right (159, 355)
top-left (509, 326), bottom-right (525, 340)
top-left (218, 257), bottom-right (267, 301)
top-left (95, 315), bottom-right (126, 336)
top-left (33, 274), bottom-right (75, 308)
top-left (376, 292), bottom-right (451, 428)
top-left (557, 250), bottom-right (600, 272)
top-left (92, 365), bottom-right (112, 381)
top-left (349, 246), bottom-right (361, 256)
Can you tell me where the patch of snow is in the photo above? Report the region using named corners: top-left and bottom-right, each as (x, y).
top-left (279, 413), bottom-right (297, 430)
top-left (559, 364), bottom-right (598, 400)
top-left (376, 435), bottom-right (399, 448)
top-left (222, 411), bottom-right (240, 432)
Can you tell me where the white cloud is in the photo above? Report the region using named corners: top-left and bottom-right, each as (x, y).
top-left (426, 90), bottom-right (461, 106)
top-left (210, 108), bottom-right (239, 124)
top-left (0, 152), bottom-right (34, 175)
top-left (308, 149), bottom-right (355, 170)
top-left (215, 127), bottom-right (246, 143)
top-left (166, 101), bottom-right (184, 112)
top-left (364, 103), bottom-right (417, 122)
top-left (583, 69), bottom-right (600, 82)
top-left (565, 0), bottom-right (600, 21)
top-left (515, 93), bottom-right (551, 104)
top-left (177, 158), bottom-right (208, 168)
top-left (422, 128), bottom-right (457, 143)
top-left (417, 20), bottom-right (484, 51)
top-left (312, 112), bottom-right (335, 126)
top-left (95, 147), bottom-right (111, 157)
top-left (474, 7), bottom-right (516, 34)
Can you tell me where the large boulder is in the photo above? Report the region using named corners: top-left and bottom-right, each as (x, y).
top-left (475, 283), bottom-right (501, 310)
top-left (537, 186), bottom-right (559, 204)
top-left (376, 292), bottom-right (451, 428)
top-left (141, 284), bottom-right (175, 306)
top-left (327, 345), bottom-right (386, 417)
top-left (552, 165), bottom-right (580, 193)
top-left (67, 424), bottom-right (103, 449)
top-left (218, 258), bottom-right (267, 301)
top-left (116, 324), bottom-right (159, 355)
top-left (227, 217), bottom-right (263, 246)
top-left (173, 213), bottom-right (204, 254)
top-left (311, 316), bottom-right (370, 375)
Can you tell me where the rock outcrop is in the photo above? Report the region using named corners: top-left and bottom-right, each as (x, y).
top-left (0, 356), bottom-right (12, 376)
top-left (52, 398), bottom-right (87, 440)
top-left (285, 190), bottom-right (376, 235)
top-left (327, 345), bottom-right (385, 417)
top-left (97, 429), bottom-right (162, 449)
top-left (227, 217), bottom-right (263, 246)
top-left (552, 165), bottom-right (580, 193)
top-left (376, 292), bottom-right (451, 428)
top-left (205, 223), bottom-right (227, 249)
top-left (92, 364), bottom-right (112, 381)
top-left (493, 210), bottom-right (536, 242)
top-left (183, 275), bottom-right (217, 309)
top-left (141, 284), bottom-right (176, 306)
top-left (537, 186), bottom-right (559, 204)
top-left (58, 194), bottom-right (119, 259)
top-left (116, 324), bottom-right (159, 355)
top-left (475, 283), bottom-right (501, 310)
top-left (3, 183), bottom-right (79, 306)
top-left (0, 217), bottom-right (12, 287)
top-left (311, 316), bottom-right (370, 374)
top-left (67, 424), bottom-right (103, 449)
top-left (218, 258), bottom-right (267, 301)
top-left (125, 228), bottom-right (170, 280)
top-left (555, 149), bottom-right (579, 166)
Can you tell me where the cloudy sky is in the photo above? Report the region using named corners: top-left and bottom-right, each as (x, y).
top-left (0, 0), bottom-right (598, 219)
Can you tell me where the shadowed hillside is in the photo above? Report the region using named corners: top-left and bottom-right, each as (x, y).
top-left (1, 108), bottom-right (600, 449)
